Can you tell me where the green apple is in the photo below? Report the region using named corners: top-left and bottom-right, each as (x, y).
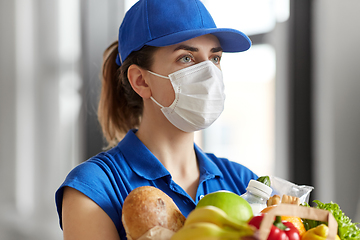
top-left (196, 190), bottom-right (253, 223)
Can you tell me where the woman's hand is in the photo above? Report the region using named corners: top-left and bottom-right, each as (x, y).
top-left (62, 187), bottom-right (120, 240)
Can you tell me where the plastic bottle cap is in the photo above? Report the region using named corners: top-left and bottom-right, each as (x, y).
top-left (247, 180), bottom-right (273, 200)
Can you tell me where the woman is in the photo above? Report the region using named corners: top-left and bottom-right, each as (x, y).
top-left (55, 0), bottom-right (258, 239)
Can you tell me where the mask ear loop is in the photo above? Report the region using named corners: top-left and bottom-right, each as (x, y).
top-left (147, 70), bottom-right (170, 108)
top-left (150, 96), bottom-right (165, 108)
top-left (148, 70), bottom-right (170, 79)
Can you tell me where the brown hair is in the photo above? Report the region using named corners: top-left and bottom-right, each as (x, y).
top-left (98, 41), bottom-right (158, 147)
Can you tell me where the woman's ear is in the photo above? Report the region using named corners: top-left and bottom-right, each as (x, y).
top-left (127, 64), bottom-right (152, 99)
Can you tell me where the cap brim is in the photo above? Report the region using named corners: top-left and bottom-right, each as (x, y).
top-left (145, 28), bottom-right (251, 52)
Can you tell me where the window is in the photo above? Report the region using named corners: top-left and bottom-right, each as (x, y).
top-left (198, 44), bottom-right (276, 176)
top-left (196, 0), bottom-right (289, 176)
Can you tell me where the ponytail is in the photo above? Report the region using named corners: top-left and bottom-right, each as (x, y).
top-left (98, 41), bottom-right (157, 148)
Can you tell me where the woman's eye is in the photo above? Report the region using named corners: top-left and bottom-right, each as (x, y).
top-left (179, 55), bottom-right (193, 63)
top-left (211, 56), bottom-right (221, 64)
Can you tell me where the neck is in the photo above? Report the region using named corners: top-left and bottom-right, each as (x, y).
top-left (136, 121), bottom-right (196, 169)
top-left (137, 98), bottom-right (196, 164)
top-left (136, 106), bottom-right (200, 200)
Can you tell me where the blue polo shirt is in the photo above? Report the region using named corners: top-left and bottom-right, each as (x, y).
top-left (55, 129), bottom-right (257, 239)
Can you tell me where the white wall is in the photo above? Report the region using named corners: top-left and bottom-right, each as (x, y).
top-left (313, 0), bottom-right (360, 222)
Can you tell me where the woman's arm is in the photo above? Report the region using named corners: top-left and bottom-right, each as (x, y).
top-left (62, 187), bottom-right (120, 240)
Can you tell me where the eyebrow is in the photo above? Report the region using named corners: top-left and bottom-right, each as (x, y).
top-left (173, 45), bottom-right (223, 53)
top-left (211, 47), bottom-right (223, 53)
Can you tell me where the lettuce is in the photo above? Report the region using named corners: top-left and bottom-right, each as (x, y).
top-left (310, 200), bottom-right (360, 240)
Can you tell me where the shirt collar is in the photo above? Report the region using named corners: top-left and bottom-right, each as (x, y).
top-left (117, 130), bottom-right (170, 180)
top-left (117, 129), bottom-right (223, 181)
top-left (194, 144), bottom-right (224, 180)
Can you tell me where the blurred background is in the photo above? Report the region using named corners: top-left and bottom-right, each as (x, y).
top-left (0, 0), bottom-right (359, 239)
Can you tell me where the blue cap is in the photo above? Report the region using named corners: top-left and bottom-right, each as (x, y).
top-left (116, 0), bottom-right (251, 66)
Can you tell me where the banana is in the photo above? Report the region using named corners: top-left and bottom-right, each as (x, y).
top-left (171, 222), bottom-right (251, 240)
top-left (184, 205), bottom-right (255, 234)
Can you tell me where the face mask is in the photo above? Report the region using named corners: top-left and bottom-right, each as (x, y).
top-left (148, 60), bottom-right (225, 132)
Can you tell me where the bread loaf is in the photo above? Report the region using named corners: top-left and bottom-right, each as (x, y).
top-left (122, 186), bottom-right (186, 240)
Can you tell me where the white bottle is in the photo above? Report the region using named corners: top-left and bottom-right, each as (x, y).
top-left (240, 179), bottom-right (272, 215)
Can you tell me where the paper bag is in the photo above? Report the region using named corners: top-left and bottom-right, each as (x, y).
top-left (258, 204), bottom-right (338, 240)
top-left (136, 226), bottom-right (175, 240)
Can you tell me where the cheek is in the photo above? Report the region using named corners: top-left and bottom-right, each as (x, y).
top-left (166, 84), bottom-right (176, 106)
top-left (161, 82), bottom-right (176, 107)
top-left (151, 79), bottom-right (176, 107)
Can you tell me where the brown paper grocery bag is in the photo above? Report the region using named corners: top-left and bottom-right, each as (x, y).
top-left (259, 204), bottom-right (338, 240)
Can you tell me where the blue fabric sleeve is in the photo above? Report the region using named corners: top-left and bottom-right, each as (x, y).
top-left (55, 159), bottom-right (124, 236)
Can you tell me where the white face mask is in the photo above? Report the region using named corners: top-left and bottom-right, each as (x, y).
top-left (148, 60), bottom-right (225, 132)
